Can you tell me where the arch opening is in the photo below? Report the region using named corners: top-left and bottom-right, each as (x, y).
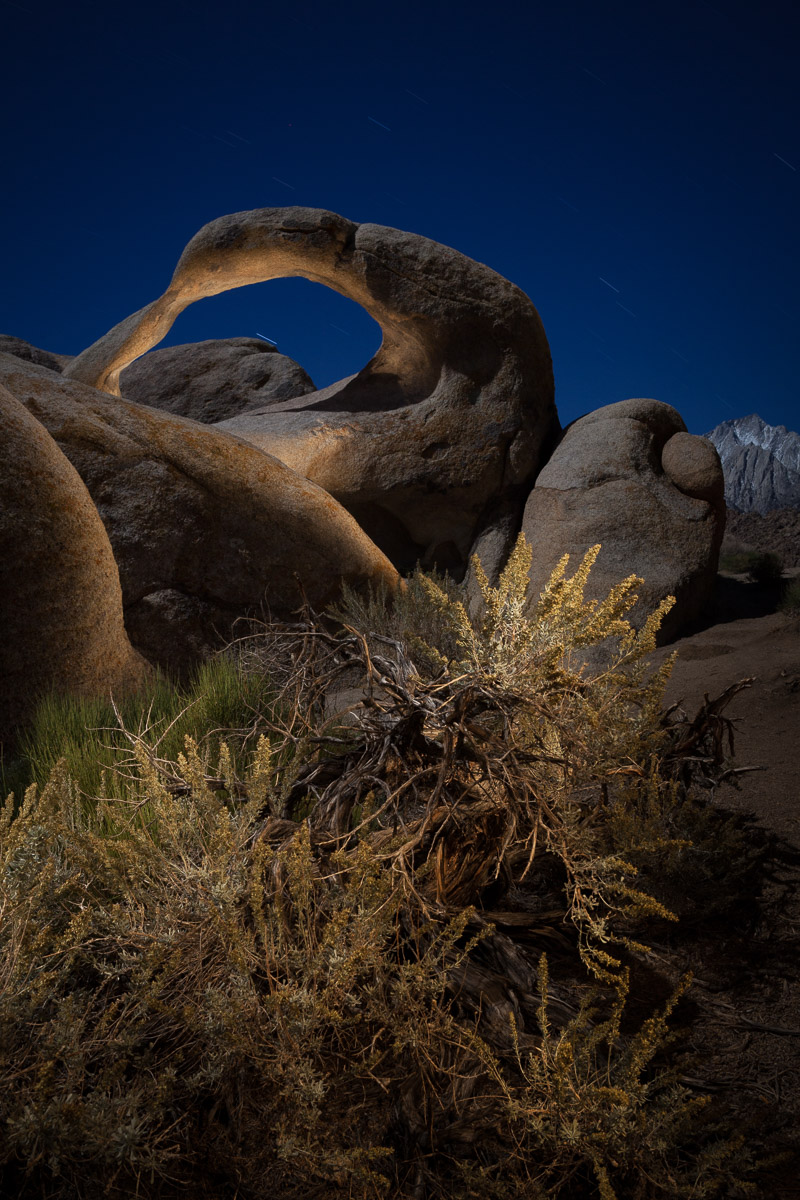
top-left (156, 277), bottom-right (384, 392)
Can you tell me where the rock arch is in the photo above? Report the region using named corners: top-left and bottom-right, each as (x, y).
top-left (65, 207), bottom-right (559, 575)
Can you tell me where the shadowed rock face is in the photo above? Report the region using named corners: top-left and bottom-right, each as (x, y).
top-left (0, 383), bottom-right (149, 742)
top-left (0, 334), bottom-right (73, 373)
top-left (120, 337), bottom-right (316, 423)
top-left (64, 207), bottom-right (558, 575)
top-left (522, 399), bottom-right (726, 640)
top-left (0, 354), bottom-right (400, 675)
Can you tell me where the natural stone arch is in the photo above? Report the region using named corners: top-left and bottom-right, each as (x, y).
top-left (64, 207), bottom-right (548, 411)
top-left (65, 207), bottom-right (559, 576)
top-left (66, 209), bottom-right (419, 400)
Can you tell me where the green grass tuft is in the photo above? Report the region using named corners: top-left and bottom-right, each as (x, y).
top-left (1, 655), bottom-right (279, 813)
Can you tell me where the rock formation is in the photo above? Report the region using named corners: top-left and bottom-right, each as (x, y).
top-left (0, 206), bottom-right (732, 713)
top-left (0, 353), bottom-right (399, 675)
top-left (63, 207), bottom-right (559, 575)
top-left (120, 337), bottom-right (316, 423)
top-left (0, 383), bottom-right (148, 741)
top-left (705, 414), bottom-right (800, 514)
top-left (0, 334), bottom-right (72, 373)
top-left (522, 399), bottom-right (725, 640)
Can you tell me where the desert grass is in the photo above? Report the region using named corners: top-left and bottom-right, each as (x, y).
top-left (0, 656), bottom-right (281, 817)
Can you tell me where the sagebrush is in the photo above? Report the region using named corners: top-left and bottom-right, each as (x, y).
top-left (0, 538), bottom-right (768, 1198)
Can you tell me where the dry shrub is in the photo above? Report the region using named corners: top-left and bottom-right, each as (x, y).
top-left (0, 538), bottom-right (767, 1198)
top-left (746, 552), bottom-right (784, 586)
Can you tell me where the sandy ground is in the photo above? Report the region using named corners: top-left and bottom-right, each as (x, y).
top-left (657, 605), bottom-right (800, 843)
top-left (648, 575), bottom-right (800, 1194)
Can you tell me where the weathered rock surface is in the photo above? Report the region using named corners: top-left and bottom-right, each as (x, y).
top-left (705, 414), bottom-right (800, 514)
top-left (64, 207), bottom-right (558, 575)
top-left (0, 334), bottom-right (73, 373)
top-left (0, 354), bottom-right (400, 674)
top-left (522, 399), bottom-right (725, 640)
top-left (0, 383), bottom-right (148, 742)
top-left (119, 337), bottom-right (316, 423)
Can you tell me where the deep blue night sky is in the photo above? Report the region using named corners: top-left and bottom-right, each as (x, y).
top-left (2, 0), bottom-right (797, 434)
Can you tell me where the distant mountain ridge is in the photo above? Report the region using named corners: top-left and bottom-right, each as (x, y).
top-left (704, 413), bottom-right (800, 513)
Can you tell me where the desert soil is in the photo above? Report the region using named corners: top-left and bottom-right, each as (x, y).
top-left (648, 570), bottom-right (800, 1195)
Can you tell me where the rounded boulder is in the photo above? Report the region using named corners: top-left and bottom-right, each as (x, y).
top-left (0, 383), bottom-right (148, 742)
top-left (522, 398), bottom-right (725, 640)
top-left (120, 337), bottom-right (316, 423)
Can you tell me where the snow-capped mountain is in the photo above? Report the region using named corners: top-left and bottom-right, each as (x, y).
top-left (704, 414), bottom-right (800, 513)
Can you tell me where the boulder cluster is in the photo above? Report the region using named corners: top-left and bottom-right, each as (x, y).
top-left (0, 207), bottom-right (724, 741)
